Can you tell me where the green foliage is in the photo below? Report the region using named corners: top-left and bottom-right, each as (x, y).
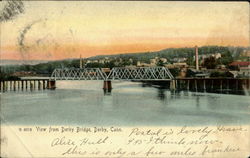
top-left (202, 56), bottom-right (217, 69)
top-left (86, 63), bottom-right (104, 68)
top-left (0, 69), bottom-right (20, 80)
top-left (156, 60), bottom-right (164, 66)
top-left (0, 46), bottom-right (248, 76)
top-left (169, 68), bottom-right (180, 78)
top-left (217, 50), bottom-right (233, 65)
top-left (186, 57), bottom-right (195, 66)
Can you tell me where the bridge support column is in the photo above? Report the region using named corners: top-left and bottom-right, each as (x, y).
top-left (170, 80), bottom-right (176, 90)
top-left (38, 81), bottom-right (42, 90)
top-left (3, 81), bottom-right (5, 91)
top-left (34, 80), bottom-right (36, 89)
top-left (4, 81), bottom-right (7, 91)
top-left (10, 81), bottom-right (13, 90)
top-left (211, 80), bottom-right (214, 91)
top-left (203, 80), bottom-right (206, 92)
top-left (0, 81), bottom-right (3, 91)
top-left (47, 80), bottom-right (56, 89)
top-left (220, 80), bottom-right (223, 93)
top-left (25, 80), bottom-right (28, 90)
top-left (30, 81), bottom-right (34, 90)
top-left (195, 80), bottom-right (198, 92)
top-left (43, 80), bottom-right (46, 89)
top-left (18, 81), bottom-right (20, 90)
top-left (13, 81), bottom-right (16, 91)
top-left (103, 80), bottom-right (112, 93)
top-left (21, 81), bottom-right (24, 90)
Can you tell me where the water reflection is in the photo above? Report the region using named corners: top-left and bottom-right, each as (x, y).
top-left (157, 88), bottom-right (166, 101)
top-left (103, 88), bottom-right (112, 95)
top-left (196, 95), bottom-right (200, 108)
top-left (1, 81), bottom-right (250, 126)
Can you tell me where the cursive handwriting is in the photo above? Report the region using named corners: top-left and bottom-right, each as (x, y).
top-left (46, 126), bottom-right (246, 157)
top-left (128, 128), bottom-right (162, 137)
top-left (51, 136), bottom-right (75, 147)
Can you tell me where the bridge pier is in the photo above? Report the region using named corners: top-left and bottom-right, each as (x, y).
top-left (10, 81), bottom-right (13, 90)
top-left (47, 80), bottom-right (56, 89)
top-left (38, 81), bottom-right (42, 90)
top-left (21, 81), bottom-right (24, 90)
top-left (43, 80), bottom-right (46, 89)
top-left (103, 80), bottom-right (112, 93)
top-left (170, 80), bottom-right (176, 90)
top-left (25, 80), bottom-right (28, 89)
top-left (30, 81), bottom-right (34, 90)
top-left (0, 79), bottom-right (55, 92)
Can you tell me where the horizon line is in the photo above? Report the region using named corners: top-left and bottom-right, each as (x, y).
top-left (1, 45), bottom-right (249, 61)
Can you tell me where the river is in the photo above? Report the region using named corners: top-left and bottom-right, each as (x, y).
top-left (1, 81), bottom-right (249, 126)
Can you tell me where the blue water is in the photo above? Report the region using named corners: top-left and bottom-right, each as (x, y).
top-left (1, 81), bottom-right (249, 126)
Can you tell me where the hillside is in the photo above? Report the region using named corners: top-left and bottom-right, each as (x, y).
top-left (0, 46), bottom-right (249, 77)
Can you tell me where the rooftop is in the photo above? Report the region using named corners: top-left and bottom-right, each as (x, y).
top-left (229, 61), bottom-right (250, 67)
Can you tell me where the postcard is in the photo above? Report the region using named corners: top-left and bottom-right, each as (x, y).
top-left (0, 1), bottom-right (249, 157)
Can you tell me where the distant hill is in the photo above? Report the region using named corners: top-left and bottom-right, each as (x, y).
top-left (1, 46), bottom-right (249, 76)
top-left (1, 46), bottom-right (249, 66)
top-left (88, 46), bottom-right (249, 60)
top-left (0, 60), bottom-right (50, 66)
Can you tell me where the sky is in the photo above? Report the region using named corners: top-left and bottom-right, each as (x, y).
top-left (0, 1), bottom-right (249, 61)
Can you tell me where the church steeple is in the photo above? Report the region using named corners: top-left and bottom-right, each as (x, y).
top-left (80, 54), bottom-right (83, 68)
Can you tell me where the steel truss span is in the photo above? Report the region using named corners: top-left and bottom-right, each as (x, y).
top-left (51, 67), bottom-right (174, 81)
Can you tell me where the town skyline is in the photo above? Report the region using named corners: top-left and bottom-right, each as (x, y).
top-left (1, 1), bottom-right (249, 61)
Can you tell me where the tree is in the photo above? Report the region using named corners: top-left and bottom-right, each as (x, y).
top-left (156, 60), bottom-right (164, 66)
top-left (169, 68), bottom-right (180, 78)
top-left (186, 57), bottom-right (194, 66)
top-left (202, 56), bottom-right (217, 69)
top-left (218, 50), bottom-right (233, 65)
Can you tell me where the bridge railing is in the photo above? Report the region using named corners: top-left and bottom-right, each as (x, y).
top-left (51, 67), bottom-right (174, 81)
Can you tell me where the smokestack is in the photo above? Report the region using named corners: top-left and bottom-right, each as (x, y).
top-left (80, 54), bottom-right (83, 69)
top-left (195, 45), bottom-right (199, 70)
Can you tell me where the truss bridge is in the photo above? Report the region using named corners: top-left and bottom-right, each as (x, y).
top-left (51, 67), bottom-right (174, 81)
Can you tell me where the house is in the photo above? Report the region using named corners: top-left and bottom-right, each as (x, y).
top-left (150, 58), bottom-right (157, 65)
top-left (137, 61), bottom-right (141, 66)
top-left (229, 61), bottom-right (250, 68)
top-left (241, 50), bottom-right (250, 57)
top-left (239, 66), bottom-right (250, 77)
top-left (212, 53), bottom-right (221, 59)
top-left (129, 58), bottom-right (133, 63)
top-left (228, 71), bottom-right (239, 78)
top-left (160, 58), bottom-right (167, 63)
top-left (165, 64), bottom-right (175, 69)
top-left (173, 57), bottom-right (187, 62)
top-left (173, 62), bottom-right (188, 68)
top-left (98, 59), bottom-right (105, 64)
top-left (229, 61), bottom-right (250, 77)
